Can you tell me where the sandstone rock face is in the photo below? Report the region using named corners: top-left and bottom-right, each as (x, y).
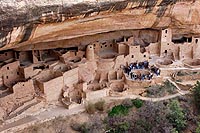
top-left (0, 0), bottom-right (199, 50)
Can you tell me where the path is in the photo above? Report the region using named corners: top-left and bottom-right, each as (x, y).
top-left (0, 80), bottom-right (191, 133)
top-left (108, 91), bottom-right (189, 102)
top-left (0, 105), bottom-right (85, 133)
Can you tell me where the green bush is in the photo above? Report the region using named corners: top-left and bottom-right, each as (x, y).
top-left (134, 120), bottom-right (152, 132)
top-left (193, 81), bottom-right (200, 112)
top-left (108, 105), bottom-right (129, 117)
top-left (132, 99), bottom-right (143, 108)
top-left (167, 100), bottom-right (186, 132)
top-left (196, 122), bottom-right (200, 133)
top-left (107, 122), bottom-right (130, 133)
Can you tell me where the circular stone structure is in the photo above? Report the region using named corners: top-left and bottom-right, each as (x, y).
top-left (183, 59), bottom-right (200, 68)
top-left (156, 58), bottom-right (173, 67)
top-left (110, 82), bottom-right (125, 92)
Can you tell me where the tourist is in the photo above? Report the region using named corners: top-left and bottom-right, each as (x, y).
top-left (127, 66), bottom-right (131, 75)
top-left (144, 61), bottom-right (149, 69)
top-left (156, 68), bottom-right (161, 76)
top-left (141, 74), bottom-right (145, 80)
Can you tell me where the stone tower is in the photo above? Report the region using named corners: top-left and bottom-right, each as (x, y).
top-left (86, 44), bottom-right (95, 60)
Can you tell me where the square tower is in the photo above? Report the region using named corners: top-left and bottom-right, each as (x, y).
top-left (161, 28), bottom-right (172, 43)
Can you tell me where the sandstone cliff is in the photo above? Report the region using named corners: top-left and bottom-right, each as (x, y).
top-left (0, 0), bottom-right (199, 50)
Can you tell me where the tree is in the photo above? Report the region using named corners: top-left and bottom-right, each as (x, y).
top-left (167, 100), bottom-right (186, 132)
top-left (132, 99), bottom-right (143, 108)
top-left (135, 101), bottom-right (173, 133)
top-left (193, 81), bottom-right (200, 112)
top-left (196, 122), bottom-right (200, 133)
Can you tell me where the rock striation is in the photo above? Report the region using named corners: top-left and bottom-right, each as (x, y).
top-left (0, 0), bottom-right (199, 50)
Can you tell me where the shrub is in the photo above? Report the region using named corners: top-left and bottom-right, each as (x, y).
top-left (167, 100), bottom-right (186, 132)
top-left (108, 105), bottom-right (129, 117)
top-left (196, 122), bottom-right (200, 133)
top-left (132, 99), bottom-right (143, 108)
top-left (134, 120), bottom-right (152, 132)
top-left (95, 100), bottom-right (105, 111)
top-left (86, 103), bottom-right (96, 114)
top-left (80, 122), bottom-right (90, 133)
top-left (70, 122), bottom-right (82, 131)
top-left (122, 98), bottom-right (133, 108)
top-left (193, 81), bottom-right (200, 112)
top-left (107, 122), bottom-right (130, 132)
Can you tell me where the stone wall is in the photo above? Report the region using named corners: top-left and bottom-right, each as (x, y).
top-left (63, 67), bottom-right (79, 87)
top-left (85, 88), bottom-right (109, 101)
top-left (43, 76), bottom-right (63, 102)
top-left (1, 61), bottom-right (21, 87)
top-left (0, 80), bottom-right (35, 120)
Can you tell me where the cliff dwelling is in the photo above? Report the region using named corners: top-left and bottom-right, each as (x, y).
top-left (0, 0), bottom-right (200, 132)
top-left (0, 27), bottom-right (199, 119)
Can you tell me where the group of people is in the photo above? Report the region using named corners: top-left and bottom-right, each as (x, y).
top-left (129, 72), bottom-right (154, 81)
top-left (121, 61), bottom-right (161, 81)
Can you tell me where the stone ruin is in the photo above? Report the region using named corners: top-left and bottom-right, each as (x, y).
top-left (0, 28), bottom-right (200, 120)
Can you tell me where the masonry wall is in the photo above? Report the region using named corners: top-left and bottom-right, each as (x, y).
top-left (174, 74), bottom-right (200, 81)
top-left (147, 42), bottom-right (160, 55)
top-left (0, 51), bottom-right (14, 62)
top-left (1, 61), bottom-right (21, 87)
top-left (193, 37), bottom-right (200, 59)
top-left (161, 29), bottom-right (172, 43)
top-left (43, 76), bottom-right (63, 102)
top-left (85, 89), bottom-right (109, 101)
top-left (0, 80), bottom-right (35, 120)
top-left (12, 80), bottom-right (35, 98)
top-left (99, 42), bottom-right (114, 52)
top-left (117, 43), bottom-right (127, 54)
top-left (127, 45), bottom-right (149, 63)
top-left (179, 43), bottom-right (193, 60)
top-left (97, 59), bottom-right (115, 70)
top-left (125, 76), bottom-right (151, 87)
top-left (19, 65), bottom-right (41, 79)
top-left (63, 67), bottom-right (79, 87)
top-left (114, 55), bottom-right (126, 69)
top-left (19, 51), bottom-right (32, 62)
top-left (0, 77), bottom-right (3, 87)
top-left (78, 61), bottom-right (97, 83)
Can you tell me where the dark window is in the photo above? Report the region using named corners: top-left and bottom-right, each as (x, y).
top-left (164, 50), bottom-right (167, 53)
top-left (110, 44), bottom-right (112, 47)
top-left (144, 55), bottom-right (146, 57)
top-left (93, 44), bottom-right (96, 47)
top-left (105, 45), bottom-right (107, 47)
top-left (167, 43), bottom-right (169, 45)
top-left (101, 46), bottom-right (102, 48)
top-left (5, 53), bottom-right (7, 56)
top-left (17, 72), bottom-right (19, 75)
top-left (165, 30), bottom-right (167, 33)
top-left (23, 84), bottom-right (24, 86)
top-left (132, 55), bottom-right (134, 58)
top-left (6, 76), bottom-right (8, 79)
top-left (196, 39), bottom-right (198, 44)
top-left (7, 67), bottom-right (9, 70)
top-left (188, 37), bottom-right (192, 43)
